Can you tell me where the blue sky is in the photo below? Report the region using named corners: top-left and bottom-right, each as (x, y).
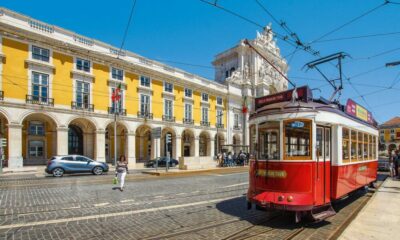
top-left (2, 0), bottom-right (400, 123)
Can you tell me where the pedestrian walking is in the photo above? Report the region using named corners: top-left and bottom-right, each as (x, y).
top-left (394, 151), bottom-right (399, 178)
top-left (116, 155), bottom-right (128, 191)
top-left (389, 154), bottom-right (396, 179)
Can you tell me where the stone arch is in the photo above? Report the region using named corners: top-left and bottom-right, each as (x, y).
top-left (66, 115), bottom-right (99, 131)
top-left (135, 124), bottom-right (152, 162)
top-left (161, 126), bottom-right (177, 158)
top-left (68, 118), bottom-right (97, 159)
top-left (105, 121), bottom-right (128, 164)
top-left (0, 108), bottom-right (11, 124)
top-left (19, 110), bottom-right (60, 127)
top-left (214, 132), bottom-right (226, 155)
top-left (199, 131), bottom-right (211, 156)
top-left (0, 111), bottom-right (9, 167)
top-left (233, 134), bottom-right (241, 145)
top-left (21, 112), bottom-right (58, 165)
top-left (181, 129), bottom-right (195, 157)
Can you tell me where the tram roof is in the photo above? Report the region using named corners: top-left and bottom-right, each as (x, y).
top-left (251, 86), bottom-right (378, 128)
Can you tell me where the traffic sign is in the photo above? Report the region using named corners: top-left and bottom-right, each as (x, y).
top-left (166, 133), bottom-right (172, 144)
top-left (151, 127), bottom-right (161, 139)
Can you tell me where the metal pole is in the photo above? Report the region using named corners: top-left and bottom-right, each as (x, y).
top-left (114, 100), bottom-right (117, 167)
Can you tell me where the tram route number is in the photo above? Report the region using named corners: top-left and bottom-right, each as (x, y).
top-left (256, 169), bottom-right (287, 178)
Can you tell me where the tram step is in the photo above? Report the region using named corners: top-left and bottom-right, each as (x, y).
top-left (311, 204), bottom-right (336, 222)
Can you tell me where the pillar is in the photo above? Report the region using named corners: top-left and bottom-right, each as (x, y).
top-left (56, 127), bottom-right (68, 156)
top-left (95, 130), bottom-right (106, 163)
top-left (210, 139), bottom-right (215, 157)
top-left (7, 124), bottom-right (23, 169)
top-left (126, 132), bottom-right (136, 169)
top-left (175, 135), bottom-right (181, 159)
top-left (194, 136), bottom-right (199, 157)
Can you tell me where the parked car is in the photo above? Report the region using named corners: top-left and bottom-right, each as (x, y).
top-left (145, 157), bottom-right (179, 168)
top-left (45, 155), bottom-right (109, 177)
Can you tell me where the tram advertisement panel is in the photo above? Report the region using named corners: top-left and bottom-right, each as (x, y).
top-left (255, 86), bottom-right (312, 110)
top-left (345, 99), bottom-right (374, 125)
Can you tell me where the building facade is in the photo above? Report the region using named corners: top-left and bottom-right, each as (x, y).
top-left (0, 8), bottom-right (287, 169)
top-left (379, 117), bottom-right (400, 154)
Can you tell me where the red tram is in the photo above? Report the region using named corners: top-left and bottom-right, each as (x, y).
top-left (246, 86), bottom-right (378, 222)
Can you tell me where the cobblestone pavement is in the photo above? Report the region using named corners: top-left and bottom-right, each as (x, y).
top-left (0, 171), bottom-right (387, 240)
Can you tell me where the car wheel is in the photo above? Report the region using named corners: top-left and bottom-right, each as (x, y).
top-left (93, 166), bottom-right (104, 175)
top-left (52, 168), bottom-right (64, 177)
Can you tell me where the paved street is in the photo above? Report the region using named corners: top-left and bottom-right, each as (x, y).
top-left (0, 170), bottom-right (262, 240)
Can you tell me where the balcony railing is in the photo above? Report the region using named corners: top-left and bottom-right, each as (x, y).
top-left (201, 121), bottom-right (210, 127)
top-left (162, 115), bottom-right (175, 122)
top-left (233, 125), bottom-right (242, 130)
top-left (71, 101), bottom-right (94, 112)
top-left (108, 107), bottom-right (127, 116)
top-left (137, 111), bottom-right (153, 119)
top-left (216, 123), bottom-right (224, 129)
top-left (26, 95), bottom-right (54, 106)
top-left (183, 118), bottom-right (194, 125)
top-left (0, 91), bottom-right (3, 100)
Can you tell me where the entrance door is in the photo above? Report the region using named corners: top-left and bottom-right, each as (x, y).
top-left (316, 126), bottom-right (331, 205)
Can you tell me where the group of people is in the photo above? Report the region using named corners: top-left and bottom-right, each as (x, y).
top-left (217, 150), bottom-right (249, 167)
top-left (390, 151), bottom-right (400, 179)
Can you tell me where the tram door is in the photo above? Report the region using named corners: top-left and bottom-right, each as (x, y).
top-left (316, 126), bottom-right (331, 205)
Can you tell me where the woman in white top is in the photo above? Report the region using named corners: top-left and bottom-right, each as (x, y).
top-left (116, 155), bottom-right (128, 191)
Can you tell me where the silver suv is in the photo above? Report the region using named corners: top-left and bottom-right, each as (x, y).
top-left (45, 155), bottom-right (109, 177)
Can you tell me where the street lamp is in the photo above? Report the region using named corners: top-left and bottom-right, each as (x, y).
top-left (216, 112), bottom-right (223, 156)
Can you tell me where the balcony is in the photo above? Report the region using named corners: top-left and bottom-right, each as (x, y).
top-left (183, 118), bottom-right (194, 125)
top-left (0, 91), bottom-right (3, 100)
top-left (71, 101), bottom-right (94, 112)
top-left (201, 121), bottom-right (210, 127)
top-left (137, 111), bottom-right (153, 119)
top-left (108, 107), bottom-right (127, 116)
top-left (162, 115), bottom-right (175, 122)
top-left (26, 95), bottom-right (54, 106)
top-left (216, 123), bottom-right (224, 129)
top-left (233, 125), bottom-right (242, 131)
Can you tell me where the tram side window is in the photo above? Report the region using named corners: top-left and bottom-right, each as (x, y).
top-left (259, 121), bottom-right (280, 160)
top-left (373, 136), bottom-right (377, 159)
top-left (363, 133), bottom-right (368, 160)
top-left (357, 132), bottom-right (363, 161)
top-left (351, 130), bottom-right (357, 161)
top-left (368, 135), bottom-right (373, 160)
top-left (342, 128), bottom-right (350, 163)
top-left (284, 119), bottom-right (311, 160)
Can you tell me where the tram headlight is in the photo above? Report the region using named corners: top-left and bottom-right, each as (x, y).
top-left (287, 196), bottom-right (294, 202)
top-left (278, 195), bottom-right (284, 202)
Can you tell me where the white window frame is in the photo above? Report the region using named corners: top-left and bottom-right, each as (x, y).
top-left (31, 71), bottom-right (50, 103)
top-left (164, 81), bottom-right (173, 93)
top-left (31, 45), bottom-right (51, 63)
top-left (202, 107), bottom-right (209, 122)
top-left (216, 97), bottom-right (223, 106)
top-left (184, 88), bottom-right (193, 98)
top-left (185, 103), bottom-right (193, 121)
top-left (110, 67), bottom-right (124, 81)
top-left (216, 109), bottom-right (223, 125)
top-left (75, 80), bottom-right (91, 109)
top-left (139, 94), bottom-right (151, 115)
top-left (75, 57), bottom-right (92, 73)
top-left (140, 75), bottom-right (151, 88)
top-left (201, 93), bottom-right (209, 102)
top-left (164, 99), bottom-right (173, 118)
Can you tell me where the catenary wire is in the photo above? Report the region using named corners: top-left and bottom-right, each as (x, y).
top-left (117, 0), bottom-right (138, 58)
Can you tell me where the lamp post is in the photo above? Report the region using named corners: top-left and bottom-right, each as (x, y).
top-left (216, 112), bottom-right (223, 155)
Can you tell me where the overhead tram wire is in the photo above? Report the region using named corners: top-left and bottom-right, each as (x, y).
top-left (117, 0), bottom-right (138, 59)
top-left (199, 0), bottom-right (320, 56)
top-left (313, 31), bottom-right (400, 44)
top-left (310, 1), bottom-right (390, 44)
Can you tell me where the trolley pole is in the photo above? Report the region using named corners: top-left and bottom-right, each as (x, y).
top-left (114, 100), bottom-right (118, 167)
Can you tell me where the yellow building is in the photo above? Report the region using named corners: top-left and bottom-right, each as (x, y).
top-left (379, 117), bottom-right (400, 153)
top-left (0, 8), bottom-right (287, 169)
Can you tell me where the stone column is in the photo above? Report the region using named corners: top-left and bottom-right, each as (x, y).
top-left (174, 135), bottom-right (181, 159)
top-left (7, 124), bottom-right (23, 169)
top-left (194, 136), bottom-right (199, 157)
top-left (56, 127), bottom-right (69, 156)
top-left (210, 139), bottom-right (215, 157)
top-left (95, 130), bottom-right (106, 163)
top-left (126, 132), bottom-right (136, 169)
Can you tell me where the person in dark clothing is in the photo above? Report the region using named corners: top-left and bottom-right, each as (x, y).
top-left (394, 151), bottom-right (399, 178)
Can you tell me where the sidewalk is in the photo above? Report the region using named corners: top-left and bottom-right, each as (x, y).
top-left (339, 177), bottom-right (400, 240)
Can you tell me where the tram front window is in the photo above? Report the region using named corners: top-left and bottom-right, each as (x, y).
top-left (284, 119), bottom-right (311, 160)
top-left (258, 121), bottom-right (279, 160)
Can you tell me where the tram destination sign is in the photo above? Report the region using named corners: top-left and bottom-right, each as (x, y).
top-left (345, 99), bottom-right (375, 125)
top-left (255, 86), bottom-right (312, 110)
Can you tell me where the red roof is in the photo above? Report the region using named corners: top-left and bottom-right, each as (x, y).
top-left (381, 117), bottom-right (400, 127)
